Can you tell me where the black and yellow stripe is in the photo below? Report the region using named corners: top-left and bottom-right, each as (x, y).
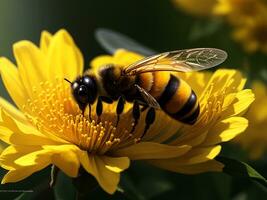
top-left (136, 72), bottom-right (199, 125)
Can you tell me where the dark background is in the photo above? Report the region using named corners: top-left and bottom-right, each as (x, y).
top-left (0, 0), bottom-right (267, 199)
top-left (0, 0), bottom-right (242, 62)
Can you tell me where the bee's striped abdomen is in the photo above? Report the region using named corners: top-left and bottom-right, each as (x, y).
top-left (136, 72), bottom-right (200, 125)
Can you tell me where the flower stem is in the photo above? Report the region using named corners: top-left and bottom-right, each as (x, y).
top-left (49, 165), bottom-right (59, 188)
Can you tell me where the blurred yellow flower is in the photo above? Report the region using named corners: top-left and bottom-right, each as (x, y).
top-left (213, 0), bottom-right (267, 24)
top-left (173, 0), bottom-right (267, 54)
top-left (214, 0), bottom-right (267, 54)
top-left (172, 0), bottom-right (217, 16)
top-left (234, 81), bottom-right (267, 159)
top-left (0, 29), bottom-right (254, 194)
top-left (232, 17), bottom-right (267, 53)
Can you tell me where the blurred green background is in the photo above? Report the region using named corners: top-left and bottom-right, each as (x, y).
top-left (0, 0), bottom-right (267, 199)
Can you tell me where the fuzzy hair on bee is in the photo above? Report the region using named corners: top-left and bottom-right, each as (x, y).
top-left (65, 29), bottom-right (227, 137)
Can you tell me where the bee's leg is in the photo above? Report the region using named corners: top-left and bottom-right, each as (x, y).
top-left (141, 104), bottom-right (148, 112)
top-left (116, 96), bottom-right (125, 127)
top-left (96, 97), bottom-right (103, 123)
top-left (140, 107), bottom-right (156, 139)
top-left (79, 104), bottom-right (86, 116)
top-left (81, 108), bottom-right (85, 116)
top-left (96, 96), bottom-right (113, 123)
top-left (130, 100), bottom-right (140, 133)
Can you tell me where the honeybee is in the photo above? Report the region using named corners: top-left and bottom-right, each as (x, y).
top-left (66, 48), bottom-right (227, 136)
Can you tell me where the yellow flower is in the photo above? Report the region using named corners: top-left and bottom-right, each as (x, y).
top-left (213, 0), bottom-right (266, 25)
top-left (233, 81), bottom-right (267, 159)
top-left (0, 142), bottom-right (4, 154)
top-left (0, 29), bottom-right (254, 194)
top-left (172, 0), bottom-right (217, 16)
top-left (214, 0), bottom-right (267, 54)
top-left (232, 17), bottom-right (267, 53)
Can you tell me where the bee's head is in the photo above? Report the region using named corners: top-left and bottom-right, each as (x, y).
top-left (65, 75), bottom-right (97, 112)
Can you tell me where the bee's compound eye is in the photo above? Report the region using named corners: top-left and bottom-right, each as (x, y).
top-left (72, 82), bottom-right (79, 90)
top-left (73, 85), bottom-right (88, 104)
top-left (83, 76), bottom-right (91, 84)
top-left (78, 85), bottom-right (88, 96)
top-left (82, 75), bottom-right (98, 104)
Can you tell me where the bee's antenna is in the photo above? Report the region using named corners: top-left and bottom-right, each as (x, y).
top-left (64, 78), bottom-right (72, 84)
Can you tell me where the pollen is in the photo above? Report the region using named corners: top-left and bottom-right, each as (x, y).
top-left (22, 79), bottom-right (141, 154)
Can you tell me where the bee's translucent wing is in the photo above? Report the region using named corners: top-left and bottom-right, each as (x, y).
top-left (95, 28), bottom-right (156, 56)
top-left (123, 48), bottom-right (227, 76)
top-left (135, 84), bottom-right (161, 109)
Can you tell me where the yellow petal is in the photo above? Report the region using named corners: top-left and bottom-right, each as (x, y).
top-left (90, 55), bottom-right (114, 73)
top-left (0, 57), bottom-right (28, 109)
top-left (90, 49), bottom-right (143, 75)
top-left (1, 162), bottom-right (50, 184)
top-left (14, 148), bottom-right (52, 166)
top-left (141, 111), bottom-right (181, 143)
top-left (51, 152), bottom-right (79, 177)
top-left (158, 145), bottom-right (222, 166)
top-left (0, 143), bottom-right (5, 153)
top-left (177, 71), bottom-right (212, 97)
top-left (13, 41), bottom-right (49, 100)
top-left (0, 145), bottom-right (45, 170)
top-left (113, 142), bottom-right (191, 160)
top-left (0, 97), bottom-right (28, 124)
top-left (40, 30), bottom-right (52, 54)
top-left (47, 29), bottom-right (83, 81)
top-left (79, 152), bottom-right (121, 194)
top-left (200, 69), bottom-right (244, 100)
top-left (74, 46), bottom-right (84, 76)
top-left (221, 89), bottom-right (255, 118)
top-left (113, 49), bottom-right (144, 66)
top-left (0, 126), bottom-right (13, 145)
top-left (48, 145), bottom-right (80, 177)
top-left (12, 145), bottom-right (80, 178)
top-left (170, 129), bottom-right (208, 147)
top-left (0, 109), bottom-right (62, 146)
top-left (1, 144), bottom-right (80, 180)
top-left (148, 159), bottom-right (224, 174)
top-left (201, 69), bottom-right (236, 95)
top-left (204, 117), bottom-right (248, 145)
top-left (101, 156), bottom-right (130, 173)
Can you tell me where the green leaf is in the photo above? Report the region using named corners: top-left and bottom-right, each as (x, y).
top-left (0, 167), bottom-right (51, 200)
top-left (13, 193), bottom-right (29, 200)
top-left (13, 180), bottom-right (51, 200)
top-left (120, 162), bottom-right (174, 200)
top-left (118, 173), bottom-right (146, 200)
top-left (137, 176), bottom-right (174, 199)
top-left (72, 168), bottom-right (99, 197)
top-left (53, 171), bottom-right (76, 200)
top-left (217, 156), bottom-right (267, 189)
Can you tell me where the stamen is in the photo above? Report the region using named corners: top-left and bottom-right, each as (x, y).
top-left (22, 80), bottom-right (145, 154)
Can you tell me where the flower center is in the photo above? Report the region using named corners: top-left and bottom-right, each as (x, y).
top-left (22, 79), bottom-right (146, 154)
